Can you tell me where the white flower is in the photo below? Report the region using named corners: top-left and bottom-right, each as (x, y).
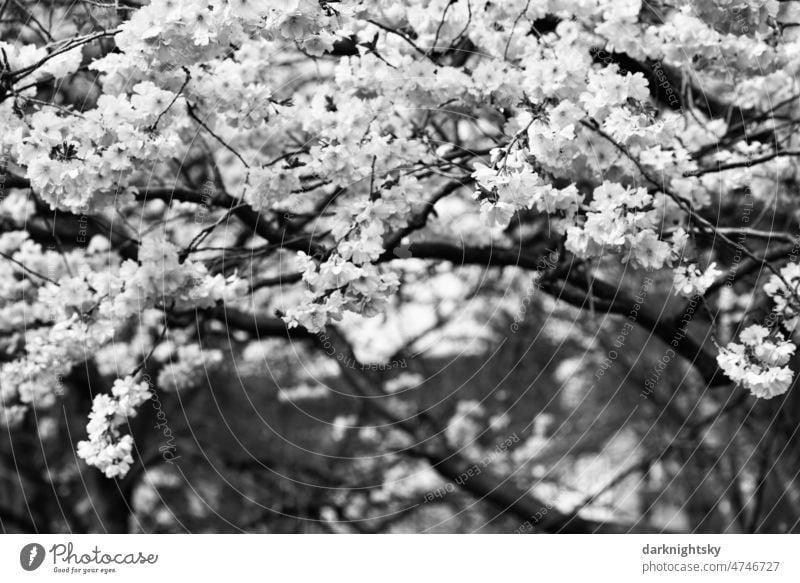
top-left (740, 325), bottom-right (770, 347)
top-left (717, 343), bottom-right (747, 383)
top-left (629, 230), bottom-right (671, 270)
top-left (743, 366), bottom-right (793, 400)
top-left (672, 262), bottom-right (722, 298)
top-left (754, 341), bottom-right (796, 367)
top-left (130, 81), bottom-right (176, 119)
top-left (111, 377), bottom-right (152, 416)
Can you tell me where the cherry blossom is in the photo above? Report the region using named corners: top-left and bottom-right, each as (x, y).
top-left (1, 0), bottom-right (799, 488)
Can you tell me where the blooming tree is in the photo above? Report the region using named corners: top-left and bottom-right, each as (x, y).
top-left (2, 0), bottom-right (800, 533)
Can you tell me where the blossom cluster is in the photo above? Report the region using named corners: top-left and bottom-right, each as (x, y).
top-left (673, 262), bottom-right (723, 298)
top-left (717, 325), bottom-right (795, 399)
top-left (717, 264), bottom-right (800, 398)
top-left (1, 0), bottom-right (799, 475)
top-left (108, 237), bottom-right (248, 319)
top-left (763, 263), bottom-right (800, 334)
top-left (76, 376), bottom-right (152, 478)
top-left (0, 235), bottom-right (245, 429)
top-left (12, 85), bottom-right (185, 213)
top-left (284, 254), bottom-right (401, 334)
top-left (282, 176), bottom-right (432, 332)
top-left (472, 149), bottom-right (580, 230)
top-left (565, 182), bottom-right (679, 270)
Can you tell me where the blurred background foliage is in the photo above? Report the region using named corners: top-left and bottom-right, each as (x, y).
top-left (3, 266), bottom-right (796, 533)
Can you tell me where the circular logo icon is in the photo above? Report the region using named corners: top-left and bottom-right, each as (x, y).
top-left (20, 543), bottom-right (45, 571)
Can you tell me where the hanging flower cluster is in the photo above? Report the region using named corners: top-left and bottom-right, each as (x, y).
top-left (76, 377), bottom-right (152, 478)
top-left (717, 264), bottom-right (800, 398)
top-left (717, 325), bottom-right (795, 399)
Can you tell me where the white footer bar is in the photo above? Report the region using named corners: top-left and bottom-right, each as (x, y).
top-left (1, 534), bottom-right (797, 582)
